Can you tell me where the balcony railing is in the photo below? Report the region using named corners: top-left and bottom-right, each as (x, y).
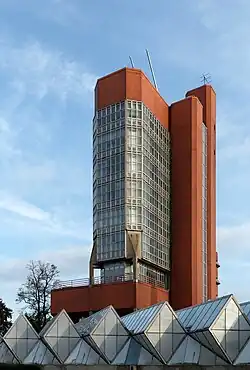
top-left (54, 273), bottom-right (166, 290)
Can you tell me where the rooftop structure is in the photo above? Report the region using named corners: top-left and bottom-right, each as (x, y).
top-left (1, 296), bottom-right (250, 366)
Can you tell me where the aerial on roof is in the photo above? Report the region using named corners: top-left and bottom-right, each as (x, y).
top-left (1, 295), bottom-right (250, 366)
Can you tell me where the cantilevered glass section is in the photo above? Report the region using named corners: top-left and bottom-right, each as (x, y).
top-left (140, 103), bottom-right (171, 271)
top-left (93, 102), bottom-right (126, 263)
top-left (93, 100), bottom-right (171, 288)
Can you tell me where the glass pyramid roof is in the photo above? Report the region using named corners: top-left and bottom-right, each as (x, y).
top-left (64, 338), bottom-right (105, 365)
top-left (177, 295), bottom-right (231, 332)
top-left (75, 306), bottom-right (111, 337)
top-left (23, 340), bottom-right (60, 365)
top-left (121, 302), bottom-right (165, 334)
top-left (113, 337), bottom-right (160, 365)
top-left (0, 339), bottom-right (18, 364)
top-left (40, 312), bottom-right (60, 336)
top-left (240, 301), bottom-right (250, 320)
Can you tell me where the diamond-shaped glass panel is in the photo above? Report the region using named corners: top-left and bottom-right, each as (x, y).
top-left (4, 314), bottom-right (39, 362)
top-left (42, 309), bottom-right (80, 363)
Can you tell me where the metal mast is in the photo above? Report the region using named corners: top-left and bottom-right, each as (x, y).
top-left (145, 49), bottom-right (158, 91)
top-left (129, 56), bottom-right (135, 68)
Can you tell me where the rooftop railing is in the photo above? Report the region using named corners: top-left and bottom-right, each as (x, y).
top-left (54, 273), bottom-right (166, 290)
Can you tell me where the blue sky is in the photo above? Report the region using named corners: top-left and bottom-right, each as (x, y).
top-left (0, 0), bottom-right (250, 313)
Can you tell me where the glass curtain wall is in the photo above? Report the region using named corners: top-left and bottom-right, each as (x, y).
top-left (93, 102), bottom-right (126, 264)
top-left (126, 101), bottom-right (171, 288)
top-left (93, 100), bottom-right (171, 286)
top-left (202, 123), bottom-right (208, 302)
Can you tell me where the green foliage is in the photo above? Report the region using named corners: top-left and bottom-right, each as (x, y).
top-left (0, 299), bottom-right (12, 337)
top-left (16, 260), bottom-right (59, 333)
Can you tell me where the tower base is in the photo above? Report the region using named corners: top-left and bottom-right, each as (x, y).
top-left (51, 279), bottom-right (169, 322)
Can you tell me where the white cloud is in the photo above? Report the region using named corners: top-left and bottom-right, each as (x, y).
top-left (1, 0), bottom-right (250, 310)
top-left (160, 1), bottom-right (250, 301)
top-left (0, 191), bottom-right (91, 241)
top-left (40, 245), bottom-right (91, 277)
top-left (0, 37), bottom-right (97, 101)
top-left (0, 244), bottom-right (90, 284)
top-left (0, 244), bottom-right (91, 317)
top-left (0, 38), bottom-right (93, 311)
top-left (0, 192), bottom-right (50, 221)
top-left (216, 109), bottom-right (250, 298)
top-left (0, 34), bottom-right (95, 203)
top-left (192, 1), bottom-right (250, 93)
top-left (0, 34), bottom-right (94, 240)
top-left (6, 0), bottom-right (90, 31)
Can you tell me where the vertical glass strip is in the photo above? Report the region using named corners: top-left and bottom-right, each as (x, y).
top-left (93, 102), bottom-right (126, 263)
top-left (202, 123), bottom-right (208, 302)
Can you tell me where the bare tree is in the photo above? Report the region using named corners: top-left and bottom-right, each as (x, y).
top-left (0, 299), bottom-right (12, 336)
top-left (16, 260), bottom-right (60, 332)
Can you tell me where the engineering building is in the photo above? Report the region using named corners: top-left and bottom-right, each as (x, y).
top-left (51, 67), bottom-right (220, 320)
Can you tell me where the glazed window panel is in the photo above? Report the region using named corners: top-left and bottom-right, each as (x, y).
top-left (94, 100), bottom-right (171, 272)
top-left (140, 103), bottom-right (171, 270)
top-left (93, 103), bottom-right (126, 262)
top-left (202, 123), bottom-right (208, 302)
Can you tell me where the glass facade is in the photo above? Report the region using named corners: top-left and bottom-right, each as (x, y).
top-left (100, 261), bottom-right (133, 282)
top-left (202, 123), bottom-right (208, 302)
top-left (140, 103), bottom-right (171, 270)
top-left (93, 100), bottom-right (171, 283)
top-left (125, 101), bottom-right (143, 230)
top-left (138, 263), bottom-right (166, 287)
top-left (93, 102), bottom-right (126, 263)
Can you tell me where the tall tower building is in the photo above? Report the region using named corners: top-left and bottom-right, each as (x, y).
top-left (91, 69), bottom-right (171, 290)
top-left (51, 67), bottom-right (219, 318)
top-left (170, 86), bottom-right (217, 309)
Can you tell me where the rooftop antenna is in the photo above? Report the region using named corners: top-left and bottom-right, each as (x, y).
top-left (145, 49), bottom-right (158, 91)
top-left (129, 56), bottom-right (135, 68)
top-left (201, 73), bottom-right (211, 85)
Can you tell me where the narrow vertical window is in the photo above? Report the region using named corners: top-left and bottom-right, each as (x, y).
top-left (202, 123), bottom-right (208, 302)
